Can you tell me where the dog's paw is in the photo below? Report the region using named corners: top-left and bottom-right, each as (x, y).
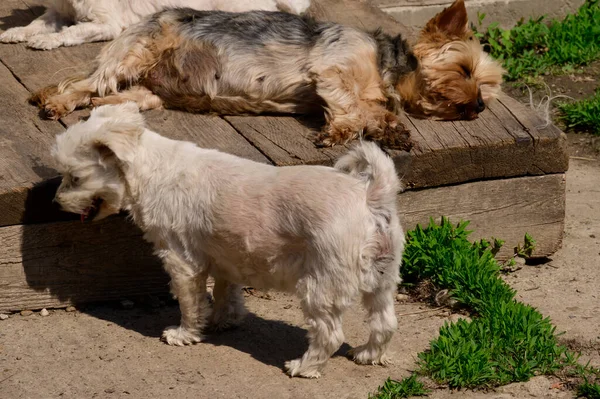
top-left (314, 126), bottom-right (356, 148)
top-left (0, 27), bottom-right (32, 43)
top-left (347, 345), bottom-right (392, 366)
top-left (284, 359), bottom-right (322, 379)
top-left (161, 326), bottom-right (202, 346)
top-left (27, 34), bottom-right (63, 50)
top-left (364, 113), bottom-right (413, 152)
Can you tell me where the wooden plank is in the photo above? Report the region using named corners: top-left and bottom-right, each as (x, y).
top-left (0, 173), bottom-right (565, 311)
top-left (496, 93), bottom-right (569, 175)
top-left (225, 116), bottom-right (348, 166)
top-left (0, 59), bottom-right (65, 227)
top-left (0, 216), bottom-right (167, 312)
top-left (309, 0), bottom-right (407, 35)
top-left (399, 173), bottom-right (566, 259)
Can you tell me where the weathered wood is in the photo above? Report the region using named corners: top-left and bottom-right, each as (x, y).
top-left (399, 173), bottom-right (566, 259)
top-left (309, 0), bottom-right (407, 35)
top-left (225, 116), bottom-right (349, 166)
top-left (0, 216), bottom-right (167, 313)
top-left (0, 59), bottom-right (65, 227)
top-left (0, 173), bottom-right (565, 311)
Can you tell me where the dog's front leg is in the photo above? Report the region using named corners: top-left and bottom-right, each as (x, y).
top-left (27, 22), bottom-right (121, 50)
top-left (0, 9), bottom-right (65, 44)
top-left (161, 251), bottom-right (210, 346)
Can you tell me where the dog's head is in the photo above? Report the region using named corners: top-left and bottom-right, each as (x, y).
top-left (52, 103), bottom-right (144, 222)
top-left (398, 0), bottom-right (504, 120)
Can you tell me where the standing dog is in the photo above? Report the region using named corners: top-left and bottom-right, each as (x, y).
top-left (0, 0), bottom-right (310, 50)
top-left (51, 103), bottom-right (405, 378)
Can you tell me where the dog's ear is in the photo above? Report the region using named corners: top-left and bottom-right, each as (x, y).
top-left (90, 103), bottom-right (145, 164)
top-left (424, 0), bottom-right (469, 37)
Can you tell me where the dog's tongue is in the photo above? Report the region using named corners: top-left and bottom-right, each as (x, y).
top-left (81, 208), bottom-right (90, 223)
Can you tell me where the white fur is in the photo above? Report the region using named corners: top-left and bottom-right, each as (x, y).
top-left (0, 0), bottom-right (311, 50)
top-left (52, 103), bottom-right (405, 378)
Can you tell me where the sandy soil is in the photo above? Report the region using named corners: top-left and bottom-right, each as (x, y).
top-left (0, 155), bottom-right (598, 399)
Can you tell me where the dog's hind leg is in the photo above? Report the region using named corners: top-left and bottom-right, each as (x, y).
top-left (285, 277), bottom-right (348, 378)
top-left (160, 251), bottom-right (210, 346)
top-left (91, 86), bottom-right (163, 111)
top-left (207, 279), bottom-right (248, 332)
top-left (348, 263), bottom-right (398, 365)
top-left (41, 78), bottom-right (97, 120)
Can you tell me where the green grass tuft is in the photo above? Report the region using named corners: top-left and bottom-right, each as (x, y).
top-left (401, 218), bottom-right (571, 388)
top-left (577, 380), bottom-right (600, 398)
top-left (474, 0), bottom-right (600, 80)
top-left (369, 376), bottom-right (429, 399)
top-left (558, 91), bottom-right (600, 135)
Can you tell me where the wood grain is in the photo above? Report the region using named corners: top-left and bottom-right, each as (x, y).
top-left (309, 0), bottom-right (407, 35)
top-left (0, 216), bottom-right (167, 312)
top-left (399, 173), bottom-right (566, 259)
top-left (225, 116), bottom-right (349, 166)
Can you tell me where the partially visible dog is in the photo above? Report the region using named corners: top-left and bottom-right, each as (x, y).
top-left (0, 0), bottom-right (310, 50)
top-left (397, 0), bottom-right (505, 120)
top-left (33, 9), bottom-right (417, 150)
top-left (52, 103), bottom-right (406, 378)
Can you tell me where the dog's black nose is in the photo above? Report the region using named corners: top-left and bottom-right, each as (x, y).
top-left (476, 97), bottom-right (486, 113)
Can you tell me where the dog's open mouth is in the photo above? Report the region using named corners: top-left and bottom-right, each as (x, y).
top-left (81, 198), bottom-right (103, 222)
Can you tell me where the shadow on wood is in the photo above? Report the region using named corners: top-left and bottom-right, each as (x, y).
top-left (10, 179), bottom-right (170, 312)
top-left (0, 5), bottom-right (44, 31)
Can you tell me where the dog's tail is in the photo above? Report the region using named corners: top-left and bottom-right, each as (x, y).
top-left (334, 141), bottom-right (401, 218)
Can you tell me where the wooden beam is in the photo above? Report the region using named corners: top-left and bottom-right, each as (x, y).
top-left (399, 173), bottom-right (565, 259)
top-left (0, 173), bottom-right (565, 312)
top-left (0, 216), bottom-right (167, 312)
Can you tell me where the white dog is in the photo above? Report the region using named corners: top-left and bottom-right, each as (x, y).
top-left (0, 0), bottom-right (311, 50)
top-left (52, 103), bottom-right (405, 378)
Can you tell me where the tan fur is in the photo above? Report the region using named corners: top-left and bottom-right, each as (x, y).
top-left (398, 0), bottom-right (505, 120)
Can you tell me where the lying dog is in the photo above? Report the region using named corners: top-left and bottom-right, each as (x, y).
top-left (0, 0), bottom-right (310, 50)
top-left (34, 9), bottom-right (417, 149)
top-left (52, 103), bottom-right (405, 378)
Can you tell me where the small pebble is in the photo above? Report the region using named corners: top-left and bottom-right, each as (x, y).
top-left (20, 310), bottom-right (33, 317)
top-left (396, 294), bottom-right (409, 302)
top-left (40, 309), bottom-right (50, 317)
top-left (121, 300), bottom-right (134, 309)
top-left (104, 388), bottom-right (115, 394)
top-left (0, 314), bottom-right (9, 320)
top-left (283, 304), bottom-right (292, 309)
top-left (66, 306), bottom-right (77, 312)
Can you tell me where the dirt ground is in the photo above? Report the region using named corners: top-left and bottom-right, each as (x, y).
top-left (1, 85), bottom-right (600, 398)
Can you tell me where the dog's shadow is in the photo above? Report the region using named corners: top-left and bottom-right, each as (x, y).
top-left (84, 303), bottom-right (352, 369)
top-left (0, 5), bottom-right (46, 32)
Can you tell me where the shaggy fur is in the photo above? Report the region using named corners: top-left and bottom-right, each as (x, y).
top-left (397, 0), bottom-right (505, 120)
top-left (52, 103), bottom-right (405, 378)
top-left (32, 9), bottom-right (417, 150)
top-left (0, 0), bottom-right (310, 50)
